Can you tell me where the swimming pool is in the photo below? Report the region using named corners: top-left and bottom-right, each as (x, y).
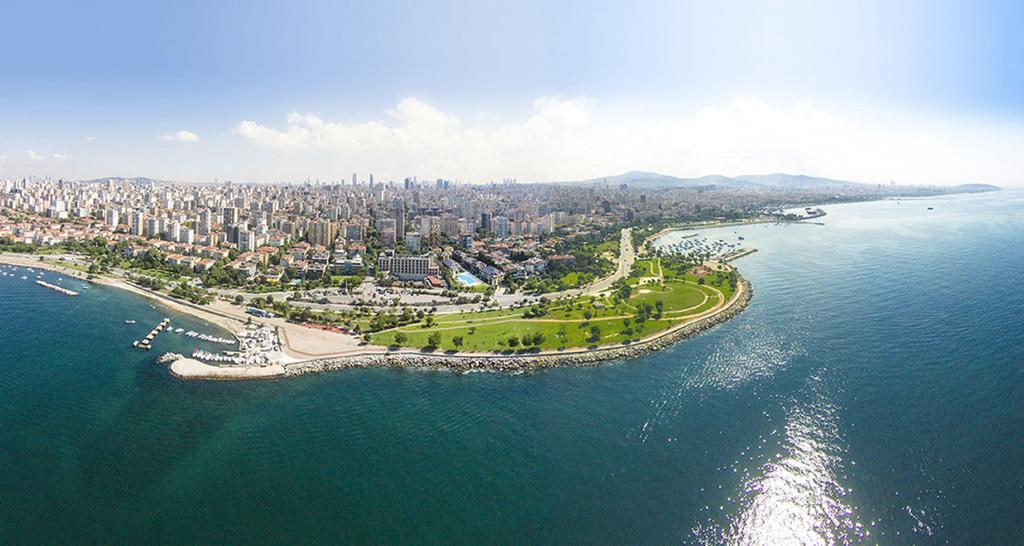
top-left (455, 271), bottom-right (483, 287)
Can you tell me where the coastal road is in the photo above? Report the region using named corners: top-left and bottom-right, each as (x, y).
top-left (584, 227), bottom-right (634, 295)
top-left (514, 227), bottom-right (634, 302)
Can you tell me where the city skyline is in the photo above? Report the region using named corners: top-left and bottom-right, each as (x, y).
top-left (3, 0), bottom-right (1023, 186)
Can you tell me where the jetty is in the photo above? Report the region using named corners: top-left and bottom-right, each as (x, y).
top-left (35, 280), bottom-right (79, 296)
top-left (722, 248), bottom-right (759, 262)
top-left (132, 318), bottom-right (171, 350)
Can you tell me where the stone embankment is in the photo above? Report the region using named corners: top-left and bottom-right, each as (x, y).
top-left (283, 278), bottom-right (753, 377)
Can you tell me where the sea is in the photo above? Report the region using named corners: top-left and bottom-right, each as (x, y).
top-left (1, 190), bottom-right (1022, 544)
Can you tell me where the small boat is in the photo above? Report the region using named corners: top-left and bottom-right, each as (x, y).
top-left (175, 328), bottom-right (184, 333)
top-left (927, 207), bottom-right (934, 210)
top-left (125, 320), bottom-right (136, 324)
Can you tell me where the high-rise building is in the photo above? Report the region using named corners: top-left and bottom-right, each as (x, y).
top-left (105, 209), bottom-right (119, 227)
top-left (404, 231), bottom-right (421, 252)
top-left (199, 210), bottom-right (211, 236)
top-left (440, 213), bottom-right (460, 238)
top-left (391, 203), bottom-right (405, 238)
top-left (227, 223), bottom-right (245, 244)
top-left (128, 211), bottom-right (145, 236)
top-left (309, 220), bottom-right (335, 247)
top-left (222, 207), bottom-right (238, 225)
top-left (344, 224), bottom-right (365, 242)
top-left (493, 215), bottom-right (510, 238)
top-left (146, 217), bottom-right (160, 238)
top-left (178, 226), bottom-right (194, 245)
top-left (238, 228), bottom-right (256, 252)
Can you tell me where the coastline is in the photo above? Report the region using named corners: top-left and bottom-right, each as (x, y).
top-left (0, 253), bottom-right (246, 335)
top-left (167, 275), bottom-right (752, 380)
top-left (3, 246), bottom-right (754, 381)
top-left (280, 277), bottom-right (752, 377)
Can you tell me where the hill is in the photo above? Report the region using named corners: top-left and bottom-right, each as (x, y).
top-left (559, 171), bottom-right (1000, 193)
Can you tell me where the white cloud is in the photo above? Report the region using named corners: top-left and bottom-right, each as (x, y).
top-left (85, 136), bottom-right (97, 143)
top-left (158, 130), bottom-right (200, 142)
top-left (25, 150), bottom-right (44, 161)
top-left (233, 96), bottom-right (1024, 186)
top-left (0, 154), bottom-right (7, 163)
top-left (52, 153), bottom-right (67, 161)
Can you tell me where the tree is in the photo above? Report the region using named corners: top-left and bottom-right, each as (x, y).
top-left (588, 325), bottom-right (601, 343)
top-left (234, 295), bottom-right (244, 305)
top-left (426, 332), bottom-right (442, 349)
top-left (452, 335), bottom-right (464, 348)
top-left (394, 332), bottom-right (408, 345)
top-left (507, 336), bottom-right (519, 348)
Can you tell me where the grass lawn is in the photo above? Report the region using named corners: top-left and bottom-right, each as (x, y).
top-left (370, 271), bottom-right (737, 352)
top-left (559, 271), bottom-right (594, 287)
top-left (630, 280), bottom-right (706, 310)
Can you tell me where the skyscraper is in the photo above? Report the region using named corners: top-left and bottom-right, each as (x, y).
top-left (391, 200), bottom-right (405, 238)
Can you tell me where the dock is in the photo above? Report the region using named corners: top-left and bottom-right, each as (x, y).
top-left (35, 280), bottom-right (79, 296)
top-left (722, 248), bottom-right (759, 262)
top-left (132, 318), bottom-right (171, 350)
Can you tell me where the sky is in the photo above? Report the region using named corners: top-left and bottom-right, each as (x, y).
top-left (1, 0), bottom-right (1022, 186)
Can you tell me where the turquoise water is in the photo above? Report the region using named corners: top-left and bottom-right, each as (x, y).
top-left (456, 271), bottom-right (483, 286)
top-left (1, 191), bottom-right (1022, 544)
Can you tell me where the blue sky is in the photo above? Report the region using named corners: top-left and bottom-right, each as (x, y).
top-left (2, 0), bottom-right (1022, 185)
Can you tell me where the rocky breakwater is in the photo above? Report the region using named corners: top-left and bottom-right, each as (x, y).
top-left (284, 277), bottom-right (754, 377)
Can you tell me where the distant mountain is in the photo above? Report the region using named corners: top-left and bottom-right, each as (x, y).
top-left (568, 171), bottom-right (756, 190)
top-left (734, 173), bottom-right (862, 190)
top-left (562, 171), bottom-right (858, 190)
top-left (84, 176), bottom-right (164, 185)
top-left (950, 183), bottom-right (1001, 193)
top-left (560, 171), bottom-right (1000, 193)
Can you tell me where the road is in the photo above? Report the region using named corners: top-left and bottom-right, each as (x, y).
top-left (499, 226), bottom-right (634, 303)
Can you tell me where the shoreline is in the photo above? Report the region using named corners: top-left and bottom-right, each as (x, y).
top-left (280, 277), bottom-right (753, 377)
top-left (170, 275), bottom-right (752, 380)
top-left (0, 253), bottom-right (246, 335)
top-left (647, 212), bottom-right (825, 242)
top-left (3, 243), bottom-right (754, 381)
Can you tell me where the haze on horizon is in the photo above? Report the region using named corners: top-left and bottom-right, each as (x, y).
top-left (2, 0), bottom-right (1022, 187)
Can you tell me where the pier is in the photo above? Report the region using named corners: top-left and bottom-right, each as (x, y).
top-left (722, 248), bottom-right (759, 262)
top-left (35, 280), bottom-right (79, 296)
top-left (132, 318), bottom-right (171, 350)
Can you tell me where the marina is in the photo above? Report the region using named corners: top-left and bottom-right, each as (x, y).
top-left (183, 330), bottom-right (235, 344)
top-left (131, 318), bottom-right (170, 351)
